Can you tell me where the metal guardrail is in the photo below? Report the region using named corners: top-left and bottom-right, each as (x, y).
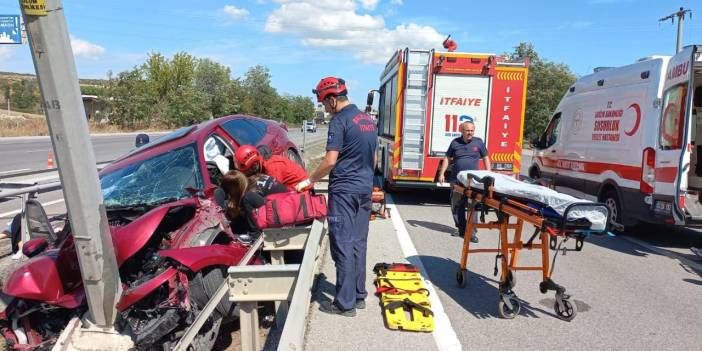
top-left (0, 161), bottom-right (112, 199)
top-left (173, 219), bottom-right (328, 351)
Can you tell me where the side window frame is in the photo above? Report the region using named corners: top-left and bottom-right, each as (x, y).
top-left (540, 112), bottom-right (562, 148)
top-left (659, 83), bottom-right (689, 150)
top-left (221, 118), bottom-right (264, 146)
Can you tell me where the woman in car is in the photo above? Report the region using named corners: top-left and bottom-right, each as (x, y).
top-left (221, 170), bottom-right (288, 239)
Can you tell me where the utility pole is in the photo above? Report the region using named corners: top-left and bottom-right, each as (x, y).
top-left (19, 0), bottom-right (124, 339)
top-left (659, 7), bottom-right (692, 53)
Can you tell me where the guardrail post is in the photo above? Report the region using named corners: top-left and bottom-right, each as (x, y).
top-left (263, 226), bottom-right (311, 328)
top-left (240, 302), bottom-right (260, 351)
top-left (20, 193), bottom-right (30, 248)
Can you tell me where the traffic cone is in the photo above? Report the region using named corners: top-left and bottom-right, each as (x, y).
top-left (47, 151), bottom-right (54, 169)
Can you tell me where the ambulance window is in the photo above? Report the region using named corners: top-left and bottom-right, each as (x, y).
top-left (659, 84), bottom-right (688, 150)
top-left (542, 113), bottom-right (561, 148)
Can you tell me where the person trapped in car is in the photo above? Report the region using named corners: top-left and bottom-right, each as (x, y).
top-left (439, 120), bottom-right (491, 242)
top-left (308, 77), bottom-right (378, 317)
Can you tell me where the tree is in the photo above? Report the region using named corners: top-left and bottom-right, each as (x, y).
top-left (194, 58), bottom-right (234, 117)
top-left (10, 80), bottom-right (40, 113)
top-left (242, 65), bottom-right (278, 118)
top-left (508, 42), bottom-right (577, 140)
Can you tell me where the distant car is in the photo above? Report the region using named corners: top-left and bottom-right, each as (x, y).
top-left (302, 120), bottom-right (317, 133)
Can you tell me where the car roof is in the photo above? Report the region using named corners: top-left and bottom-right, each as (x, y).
top-left (100, 114), bottom-right (272, 175)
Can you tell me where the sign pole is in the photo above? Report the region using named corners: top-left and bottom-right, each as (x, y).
top-left (18, 2), bottom-right (129, 348)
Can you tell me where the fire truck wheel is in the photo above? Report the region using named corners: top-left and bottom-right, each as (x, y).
top-left (456, 268), bottom-right (467, 288)
top-left (575, 238), bottom-right (584, 251)
top-left (601, 190), bottom-right (622, 230)
top-left (498, 295), bottom-right (521, 319)
top-left (554, 298), bottom-right (577, 321)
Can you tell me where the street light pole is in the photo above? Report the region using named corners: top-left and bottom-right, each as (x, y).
top-left (19, 0), bottom-right (121, 329)
top-left (659, 7), bottom-right (692, 53)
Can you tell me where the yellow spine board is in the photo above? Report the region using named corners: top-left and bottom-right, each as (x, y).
top-left (374, 266), bottom-right (435, 332)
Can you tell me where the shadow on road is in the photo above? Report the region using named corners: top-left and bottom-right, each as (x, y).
top-left (406, 219), bottom-right (455, 235)
top-left (388, 188), bottom-right (451, 207)
top-left (411, 255), bottom-right (563, 320)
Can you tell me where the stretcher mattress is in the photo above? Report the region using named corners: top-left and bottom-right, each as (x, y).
top-left (457, 171), bottom-right (608, 231)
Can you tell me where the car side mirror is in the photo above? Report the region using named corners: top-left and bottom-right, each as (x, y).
top-left (529, 133), bottom-right (539, 148)
top-left (365, 90), bottom-right (377, 114)
top-left (23, 238), bottom-right (48, 258)
top-left (135, 133), bottom-right (149, 147)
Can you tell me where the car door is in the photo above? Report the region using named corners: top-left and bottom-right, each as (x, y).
top-left (654, 46), bottom-right (696, 223)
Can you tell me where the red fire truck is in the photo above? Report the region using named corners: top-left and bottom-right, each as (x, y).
top-left (367, 44), bottom-right (529, 190)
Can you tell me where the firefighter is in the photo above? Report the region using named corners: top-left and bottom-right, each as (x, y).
top-left (439, 120), bottom-right (491, 242)
top-left (234, 144), bottom-right (310, 191)
top-left (308, 77), bottom-right (378, 317)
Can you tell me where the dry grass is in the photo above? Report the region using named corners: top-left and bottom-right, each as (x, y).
top-left (0, 114), bottom-right (168, 137)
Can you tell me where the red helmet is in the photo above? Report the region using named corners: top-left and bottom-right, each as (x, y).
top-left (234, 144), bottom-right (262, 172)
top-left (313, 77), bottom-right (347, 102)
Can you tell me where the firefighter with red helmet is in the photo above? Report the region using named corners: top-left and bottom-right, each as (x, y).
top-left (234, 144), bottom-right (310, 191)
top-left (308, 77), bottom-right (378, 317)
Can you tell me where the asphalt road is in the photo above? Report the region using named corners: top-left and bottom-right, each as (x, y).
top-left (379, 189), bottom-right (702, 350)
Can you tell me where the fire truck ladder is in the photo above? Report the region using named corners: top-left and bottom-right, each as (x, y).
top-left (400, 50), bottom-right (431, 171)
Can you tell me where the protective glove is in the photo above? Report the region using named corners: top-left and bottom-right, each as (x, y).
top-left (295, 179), bottom-right (312, 192)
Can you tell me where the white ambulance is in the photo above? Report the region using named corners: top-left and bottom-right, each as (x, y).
top-left (529, 45), bottom-right (702, 228)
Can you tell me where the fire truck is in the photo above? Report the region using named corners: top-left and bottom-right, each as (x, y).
top-left (367, 40), bottom-right (529, 190)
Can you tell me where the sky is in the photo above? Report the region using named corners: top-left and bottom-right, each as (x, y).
top-left (0, 0), bottom-right (701, 105)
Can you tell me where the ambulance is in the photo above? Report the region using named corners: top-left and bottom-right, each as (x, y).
top-left (529, 45), bottom-right (702, 228)
top-left (367, 43), bottom-right (529, 190)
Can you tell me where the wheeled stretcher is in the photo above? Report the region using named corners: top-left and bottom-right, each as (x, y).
top-left (454, 171), bottom-right (611, 321)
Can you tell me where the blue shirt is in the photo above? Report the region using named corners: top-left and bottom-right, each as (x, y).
top-left (326, 104), bottom-right (378, 194)
top-left (446, 136), bottom-right (487, 182)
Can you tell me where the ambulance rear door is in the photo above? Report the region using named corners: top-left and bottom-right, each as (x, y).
top-left (654, 46), bottom-right (697, 223)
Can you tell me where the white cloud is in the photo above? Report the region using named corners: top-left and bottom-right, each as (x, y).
top-left (391, 0), bottom-right (403, 5)
top-left (265, 0), bottom-right (444, 64)
top-left (222, 5), bottom-right (250, 21)
top-left (360, 0), bottom-right (379, 10)
top-left (0, 46), bottom-right (15, 62)
top-left (70, 36), bottom-right (105, 59)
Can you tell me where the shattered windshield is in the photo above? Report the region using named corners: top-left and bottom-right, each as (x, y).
top-left (101, 144), bottom-right (204, 208)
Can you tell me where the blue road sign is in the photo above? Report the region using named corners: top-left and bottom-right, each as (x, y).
top-left (0, 15), bottom-right (21, 44)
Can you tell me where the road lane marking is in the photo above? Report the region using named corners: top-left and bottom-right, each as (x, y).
top-left (386, 194), bottom-right (462, 351)
top-left (620, 235), bottom-right (702, 273)
top-left (0, 199), bottom-right (65, 218)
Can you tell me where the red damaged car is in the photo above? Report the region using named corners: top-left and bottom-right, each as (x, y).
top-left (0, 115), bottom-right (302, 350)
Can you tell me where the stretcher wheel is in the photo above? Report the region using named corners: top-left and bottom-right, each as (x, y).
top-left (497, 296), bottom-right (521, 319)
top-left (575, 238), bottom-right (584, 251)
top-left (549, 236), bottom-right (557, 250)
top-left (456, 268), bottom-right (467, 288)
top-left (507, 270), bottom-right (516, 290)
top-left (554, 298), bottom-right (577, 321)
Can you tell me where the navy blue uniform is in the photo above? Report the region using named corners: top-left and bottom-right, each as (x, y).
top-left (446, 136), bottom-right (488, 183)
top-left (446, 136), bottom-right (487, 237)
top-left (326, 104), bottom-right (377, 311)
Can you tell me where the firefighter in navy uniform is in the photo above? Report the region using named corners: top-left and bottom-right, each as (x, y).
top-left (439, 120), bottom-right (491, 242)
top-left (308, 77), bottom-right (378, 317)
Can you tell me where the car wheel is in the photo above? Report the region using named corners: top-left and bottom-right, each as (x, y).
top-left (286, 148), bottom-right (305, 168)
top-left (600, 189), bottom-right (622, 230)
